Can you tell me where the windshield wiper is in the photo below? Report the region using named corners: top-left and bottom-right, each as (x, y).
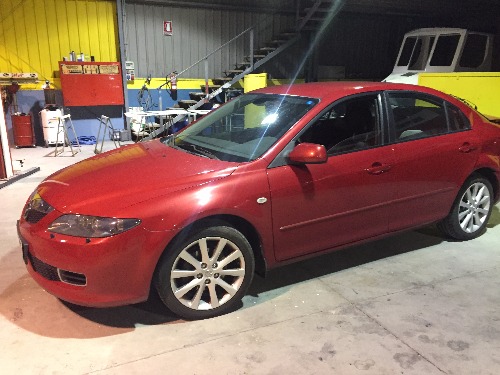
top-left (189, 144), bottom-right (219, 160)
top-left (160, 134), bottom-right (175, 145)
top-left (171, 140), bottom-right (219, 160)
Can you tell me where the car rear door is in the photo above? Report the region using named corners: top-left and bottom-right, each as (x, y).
top-left (384, 91), bottom-right (480, 231)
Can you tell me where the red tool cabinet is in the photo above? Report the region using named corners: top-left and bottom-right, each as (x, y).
top-left (59, 62), bottom-right (124, 106)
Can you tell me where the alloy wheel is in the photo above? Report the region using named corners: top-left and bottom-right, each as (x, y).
top-left (170, 236), bottom-right (246, 311)
top-left (458, 182), bottom-right (491, 234)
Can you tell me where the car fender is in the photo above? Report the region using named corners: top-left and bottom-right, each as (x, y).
top-left (128, 161), bottom-right (275, 260)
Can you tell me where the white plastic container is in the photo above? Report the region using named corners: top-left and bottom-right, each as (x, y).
top-left (40, 107), bottom-right (63, 146)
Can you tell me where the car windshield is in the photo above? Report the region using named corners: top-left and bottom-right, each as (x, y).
top-left (164, 93), bottom-right (318, 162)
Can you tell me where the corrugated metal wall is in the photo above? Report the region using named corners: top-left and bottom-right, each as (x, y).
top-left (0, 0), bottom-right (118, 87)
top-left (124, 3), bottom-right (295, 78)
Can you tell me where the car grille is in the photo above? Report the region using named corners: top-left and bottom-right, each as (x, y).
top-left (24, 208), bottom-right (48, 224)
top-left (29, 253), bottom-right (59, 281)
top-left (28, 252), bottom-right (86, 286)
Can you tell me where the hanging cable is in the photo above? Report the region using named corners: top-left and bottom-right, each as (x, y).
top-left (137, 75), bottom-right (153, 110)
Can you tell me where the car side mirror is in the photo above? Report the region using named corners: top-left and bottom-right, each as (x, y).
top-left (288, 143), bottom-right (327, 165)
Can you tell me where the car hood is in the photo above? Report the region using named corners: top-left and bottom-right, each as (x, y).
top-left (37, 140), bottom-right (239, 215)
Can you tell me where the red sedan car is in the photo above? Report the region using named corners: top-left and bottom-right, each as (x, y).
top-left (18, 82), bottom-right (500, 319)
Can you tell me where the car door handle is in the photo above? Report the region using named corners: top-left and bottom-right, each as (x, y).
top-left (459, 142), bottom-right (477, 153)
top-left (365, 162), bottom-right (392, 175)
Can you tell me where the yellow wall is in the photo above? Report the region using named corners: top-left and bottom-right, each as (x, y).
top-left (126, 77), bottom-right (301, 90)
top-left (126, 78), bottom-right (238, 90)
top-left (419, 72), bottom-right (500, 119)
top-left (0, 0), bottom-right (299, 92)
top-left (0, 0), bottom-right (118, 89)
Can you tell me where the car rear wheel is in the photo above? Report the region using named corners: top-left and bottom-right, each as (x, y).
top-left (438, 175), bottom-right (493, 240)
top-left (155, 226), bottom-right (255, 320)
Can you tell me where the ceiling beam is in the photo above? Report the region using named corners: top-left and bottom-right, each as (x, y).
top-left (125, 0), bottom-right (294, 14)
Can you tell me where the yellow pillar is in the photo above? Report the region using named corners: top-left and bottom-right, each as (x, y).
top-left (243, 74), bottom-right (268, 128)
top-left (244, 73), bottom-right (267, 93)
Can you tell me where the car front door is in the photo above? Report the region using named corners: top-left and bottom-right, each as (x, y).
top-left (267, 93), bottom-right (397, 262)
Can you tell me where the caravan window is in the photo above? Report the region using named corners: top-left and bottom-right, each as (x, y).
top-left (397, 37), bottom-right (417, 67)
top-left (430, 34), bottom-right (460, 66)
top-left (397, 36), bottom-right (435, 70)
top-left (460, 34), bottom-right (488, 68)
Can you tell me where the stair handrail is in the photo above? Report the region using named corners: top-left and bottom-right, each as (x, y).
top-left (160, 3), bottom-right (326, 87)
top-left (143, 31), bottom-right (300, 141)
top-left (174, 27), bottom-right (255, 80)
top-left (142, 13), bottom-right (300, 141)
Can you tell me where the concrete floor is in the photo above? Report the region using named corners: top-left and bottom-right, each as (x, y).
top-left (1, 142), bottom-right (500, 375)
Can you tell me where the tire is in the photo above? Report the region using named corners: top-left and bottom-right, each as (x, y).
top-left (155, 226), bottom-right (255, 320)
top-left (438, 174), bottom-right (493, 240)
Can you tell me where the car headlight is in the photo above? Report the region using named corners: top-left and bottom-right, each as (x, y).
top-left (48, 214), bottom-right (141, 238)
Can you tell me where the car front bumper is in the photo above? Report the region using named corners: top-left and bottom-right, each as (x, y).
top-left (17, 218), bottom-right (173, 307)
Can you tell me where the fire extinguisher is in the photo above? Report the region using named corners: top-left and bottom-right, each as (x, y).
top-left (169, 71), bottom-right (178, 101)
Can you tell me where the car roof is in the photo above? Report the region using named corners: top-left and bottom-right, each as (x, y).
top-left (253, 81), bottom-right (443, 101)
top-left (252, 81), bottom-right (478, 117)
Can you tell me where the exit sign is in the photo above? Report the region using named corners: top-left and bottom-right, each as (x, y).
top-left (163, 21), bottom-right (172, 36)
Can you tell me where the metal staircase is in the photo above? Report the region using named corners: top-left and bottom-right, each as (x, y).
top-left (143, 0), bottom-right (339, 141)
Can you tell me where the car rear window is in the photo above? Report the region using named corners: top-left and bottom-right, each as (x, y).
top-left (447, 104), bottom-right (471, 131)
top-left (388, 93), bottom-right (449, 140)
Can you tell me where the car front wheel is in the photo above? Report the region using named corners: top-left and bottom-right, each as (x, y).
top-left (438, 175), bottom-right (493, 240)
top-left (155, 226), bottom-right (255, 320)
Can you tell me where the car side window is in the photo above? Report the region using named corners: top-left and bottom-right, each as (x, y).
top-left (447, 104), bottom-right (471, 131)
top-left (299, 94), bottom-right (382, 155)
top-left (388, 93), bottom-right (449, 141)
